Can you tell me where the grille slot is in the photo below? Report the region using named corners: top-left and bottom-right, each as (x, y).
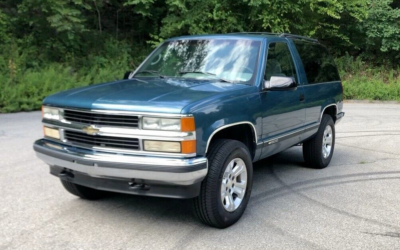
top-left (65, 131), bottom-right (140, 150)
top-left (63, 110), bottom-right (139, 128)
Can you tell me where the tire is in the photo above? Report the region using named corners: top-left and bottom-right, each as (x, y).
top-left (193, 139), bottom-right (253, 228)
top-left (303, 114), bottom-right (335, 169)
top-left (61, 180), bottom-right (108, 200)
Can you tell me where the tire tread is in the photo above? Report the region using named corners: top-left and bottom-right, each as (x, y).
top-left (193, 139), bottom-right (252, 228)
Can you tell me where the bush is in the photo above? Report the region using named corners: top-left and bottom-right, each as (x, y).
top-left (0, 38), bottom-right (149, 113)
top-left (337, 55), bottom-right (400, 102)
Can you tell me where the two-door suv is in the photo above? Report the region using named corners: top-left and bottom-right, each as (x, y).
top-left (34, 33), bottom-right (344, 228)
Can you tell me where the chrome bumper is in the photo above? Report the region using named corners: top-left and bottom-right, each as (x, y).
top-left (336, 112), bottom-right (345, 124)
top-left (34, 139), bottom-right (208, 186)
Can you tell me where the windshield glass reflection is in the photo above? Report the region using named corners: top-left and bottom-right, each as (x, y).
top-left (135, 39), bottom-right (261, 84)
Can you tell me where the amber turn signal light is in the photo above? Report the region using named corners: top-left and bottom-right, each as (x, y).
top-left (181, 140), bottom-right (196, 154)
top-left (181, 117), bottom-right (195, 132)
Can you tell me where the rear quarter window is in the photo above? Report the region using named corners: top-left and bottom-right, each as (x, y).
top-left (294, 41), bottom-right (340, 84)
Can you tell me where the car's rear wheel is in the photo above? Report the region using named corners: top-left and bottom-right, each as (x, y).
top-left (193, 139), bottom-right (253, 228)
top-left (303, 114), bottom-right (335, 169)
top-left (61, 180), bottom-right (109, 200)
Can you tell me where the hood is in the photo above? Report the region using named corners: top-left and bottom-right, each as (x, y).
top-left (43, 78), bottom-right (256, 114)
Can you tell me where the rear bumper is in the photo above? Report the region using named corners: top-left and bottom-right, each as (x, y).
top-left (336, 112), bottom-right (345, 124)
top-left (34, 139), bottom-right (208, 198)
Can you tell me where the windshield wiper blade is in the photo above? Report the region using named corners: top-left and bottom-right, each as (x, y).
top-left (179, 71), bottom-right (233, 83)
top-left (135, 70), bottom-right (167, 79)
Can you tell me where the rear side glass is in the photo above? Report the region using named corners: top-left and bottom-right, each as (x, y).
top-left (294, 41), bottom-right (340, 84)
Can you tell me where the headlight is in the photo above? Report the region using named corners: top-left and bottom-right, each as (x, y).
top-left (143, 117), bottom-right (180, 130)
top-left (142, 117), bottom-right (195, 131)
top-left (42, 106), bottom-right (61, 120)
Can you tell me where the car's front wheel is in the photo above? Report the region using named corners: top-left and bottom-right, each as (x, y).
top-left (193, 139), bottom-right (253, 228)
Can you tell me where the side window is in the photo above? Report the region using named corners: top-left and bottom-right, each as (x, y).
top-left (264, 42), bottom-right (297, 82)
top-left (294, 41), bottom-right (340, 84)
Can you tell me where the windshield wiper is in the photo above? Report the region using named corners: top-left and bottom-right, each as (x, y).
top-left (135, 70), bottom-right (167, 79)
top-left (179, 71), bottom-right (233, 83)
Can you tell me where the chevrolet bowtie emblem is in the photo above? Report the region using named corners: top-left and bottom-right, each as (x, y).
top-left (82, 126), bottom-right (100, 135)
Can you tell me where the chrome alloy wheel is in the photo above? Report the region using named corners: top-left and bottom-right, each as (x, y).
top-left (220, 158), bottom-right (247, 212)
top-left (322, 125), bottom-right (333, 159)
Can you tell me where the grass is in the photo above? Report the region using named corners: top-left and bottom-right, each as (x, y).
top-left (0, 54), bottom-right (399, 113)
top-left (336, 55), bottom-right (400, 102)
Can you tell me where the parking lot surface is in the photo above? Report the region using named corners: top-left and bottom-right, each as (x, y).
top-left (1, 103), bottom-right (400, 250)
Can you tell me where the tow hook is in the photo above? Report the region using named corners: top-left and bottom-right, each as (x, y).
top-left (129, 180), bottom-right (150, 191)
top-left (59, 170), bottom-right (74, 178)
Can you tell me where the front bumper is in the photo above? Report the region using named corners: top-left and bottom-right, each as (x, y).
top-left (34, 139), bottom-right (208, 198)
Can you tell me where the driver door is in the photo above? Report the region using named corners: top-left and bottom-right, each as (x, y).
top-left (260, 42), bottom-right (306, 158)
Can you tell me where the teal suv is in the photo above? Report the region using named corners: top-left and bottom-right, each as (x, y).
top-left (34, 33), bottom-right (345, 228)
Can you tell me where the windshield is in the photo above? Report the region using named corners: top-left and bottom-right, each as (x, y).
top-left (135, 39), bottom-right (261, 84)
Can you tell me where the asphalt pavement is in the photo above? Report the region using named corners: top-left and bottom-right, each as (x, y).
top-left (1, 103), bottom-right (400, 250)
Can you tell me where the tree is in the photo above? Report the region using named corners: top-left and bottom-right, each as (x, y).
top-left (364, 0), bottom-right (400, 52)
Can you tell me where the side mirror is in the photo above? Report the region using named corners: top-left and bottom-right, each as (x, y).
top-left (264, 76), bottom-right (296, 90)
top-left (123, 71), bottom-right (134, 80)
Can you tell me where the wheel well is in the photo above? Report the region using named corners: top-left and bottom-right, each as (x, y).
top-left (208, 124), bottom-right (256, 159)
top-left (323, 105), bottom-right (337, 123)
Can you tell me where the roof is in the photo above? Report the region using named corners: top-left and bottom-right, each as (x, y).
top-left (230, 32), bottom-right (319, 43)
top-left (168, 32), bottom-right (319, 44)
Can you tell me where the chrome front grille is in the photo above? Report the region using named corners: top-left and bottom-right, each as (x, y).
top-left (65, 131), bottom-right (140, 150)
top-left (63, 110), bottom-right (139, 128)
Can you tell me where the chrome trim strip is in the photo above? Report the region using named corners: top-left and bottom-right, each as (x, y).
top-left (60, 141), bottom-right (196, 158)
top-left (59, 128), bottom-right (66, 141)
top-left (320, 103), bottom-right (338, 122)
top-left (205, 122), bottom-right (258, 153)
top-left (60, 107), bottom-right (193, 118)
top-left (260, 123), bottom-right (320, 145)
top-left (335, 112), bottom-right (345, 124)
top-left (34, 140), bottom-right (207, 185)
top-left (43, 122), bottom-right (197, 158)
top-left (35, 140), bottom-right (206, 166)
top-left (43, 121), bottom-right (196, 140)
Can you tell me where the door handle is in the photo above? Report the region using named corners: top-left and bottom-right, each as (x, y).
top-left (299, 94), bottom-right (305, 102)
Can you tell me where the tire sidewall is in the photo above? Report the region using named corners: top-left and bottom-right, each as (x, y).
top-left (215, 145), bottom-right (253, 227)
top-left (320, 116), bottom-right (335, 166)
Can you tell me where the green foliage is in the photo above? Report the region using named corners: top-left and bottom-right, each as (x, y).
top-left (337, 55), bottom-right (400, 101)
top-left (363, 0), bottom-right (400, 52)
top-left (0, 60), bottom-right (129, 113)
top-left (343, 78), bottom-right (400, 101)
top-left (0, 0), bottom-right (400, 112)
top-left (0, 38), bottom-right (145, 113)
top-left (0, 10), bottom-right (11, 44)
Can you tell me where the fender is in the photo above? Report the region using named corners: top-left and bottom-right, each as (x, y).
top-left (205, 121), bottom-right (258, 153)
